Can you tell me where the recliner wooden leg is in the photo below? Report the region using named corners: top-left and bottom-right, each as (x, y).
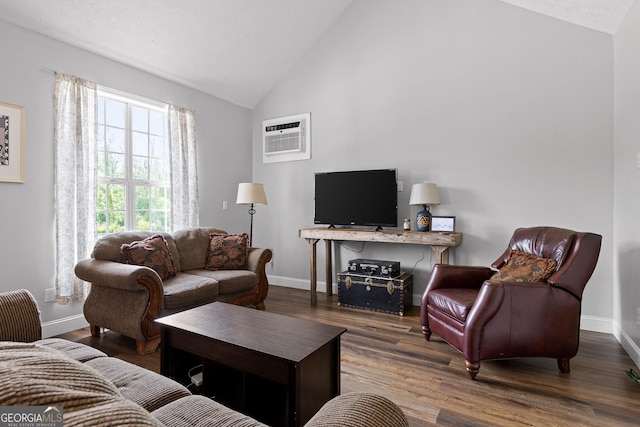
top-left (557, 358), bottom-right (570, 373)
top-left (422, 326), bottom-right (432, 341)
top-left (465, 361), bottom-right (480, 380)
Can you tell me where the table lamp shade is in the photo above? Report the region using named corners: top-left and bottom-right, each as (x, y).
top-left (409, 182), bottom-right (440, 206)
top-left (236, 183), bottom-right (268, 205)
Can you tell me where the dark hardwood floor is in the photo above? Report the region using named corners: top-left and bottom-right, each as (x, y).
top-left (57, 285), bottom-right (640, 426)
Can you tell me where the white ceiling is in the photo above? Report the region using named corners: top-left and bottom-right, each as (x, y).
top-left (0, 0), bottom-right (633, 108)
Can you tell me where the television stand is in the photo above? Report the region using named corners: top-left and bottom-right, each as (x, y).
top-left (298, 227), bottom-right (463, 305)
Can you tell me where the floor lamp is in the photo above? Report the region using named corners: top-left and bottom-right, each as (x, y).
top-left (236, 183), bottom-right (268, 246)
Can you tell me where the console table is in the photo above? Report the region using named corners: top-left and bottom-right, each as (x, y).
top-left (298, 228), bottom-right (463, 305)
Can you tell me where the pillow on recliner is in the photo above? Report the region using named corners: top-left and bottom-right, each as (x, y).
top-left (121, 234), bottom-right (177, 280)
top-left (491, 250), bottom-right (557, 283)
top-left (205, 233), bottom-right (249, 270)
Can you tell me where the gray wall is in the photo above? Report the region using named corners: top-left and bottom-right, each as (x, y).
top-left (614, 0), bottom-right (640, 367)
top-left (253, 0), bottom-right (614, 331)
top-left (0, 20), bottom-right (252, 335)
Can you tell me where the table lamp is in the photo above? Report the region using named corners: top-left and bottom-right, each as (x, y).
top-left (236, 183), bottom-right (268, 246)
top-left (409, 182), bottom-right (440, 232)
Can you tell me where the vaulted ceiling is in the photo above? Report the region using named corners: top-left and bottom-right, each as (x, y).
top-left (0, 0), bottom-right (633, 108)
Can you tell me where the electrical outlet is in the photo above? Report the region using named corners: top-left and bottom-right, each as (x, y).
top-left (44, 288), bottom-right (56, 303)
top-left (637, 307), bottom-right (640, 325)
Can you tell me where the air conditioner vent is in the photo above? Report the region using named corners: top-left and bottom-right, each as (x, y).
top-left (263, 113), bottom-right (311, 163)
top-left (264, 121), bottom-right (304, 155)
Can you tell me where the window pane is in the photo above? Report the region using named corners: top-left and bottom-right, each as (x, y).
top-left (97, 98), bottom-right (105, 124)
top-left (133, 156), bottom-right (149, 180)
top-left (150, 158), bottom-right (164, 181)
top-left (149, 111), bottom-right (164, 135)
top-left (96, 211), bottom-right (107, 237)
top-left (97, 124), bottom-right (105, 151)
top-left (106, 127), bottom-right (125, 153)
top-left (149, 135), bottom-right (164, 158)
top-left (106, 152), bottom-right (126, 178)
top-left (97, 151), bottom-right (106, 178)
top-left (150, 210), bottom-right (169, 232)
top-left (135, 185), bottom-right (150, 209)
top-left (132, 106), bottom-right (148, 132)
top-left (132, 131), bottom-right (148, 156)
top-left (105, 99), bottom-right (125, 128)
top-left (136, 210), bottom-right (150, 230)
top-left (150, 187), bottom-right (168, 209)
top-left (96, 183), bottom-right (107, 210)
top-left (107, 184), bottom-right (126, 210)
top-left (108, 211), bottom-right (125, 233)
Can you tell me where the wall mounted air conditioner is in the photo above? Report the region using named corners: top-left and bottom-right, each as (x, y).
top-left (263, 113), bottom-right (311, 164)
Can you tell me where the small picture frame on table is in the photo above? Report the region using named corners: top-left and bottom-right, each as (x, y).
top-left (431, 216), bottom-right (455, 232)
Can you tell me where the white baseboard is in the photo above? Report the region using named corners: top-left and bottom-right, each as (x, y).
top-left (580, 314), bottom-right (614, 334)
top-left (615, 323), bottom-right (640, 370)
top-left (42, 314), bottom-right (89, 338)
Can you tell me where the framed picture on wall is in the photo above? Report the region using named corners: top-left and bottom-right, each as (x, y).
top-left (0, 101), bottom-right (25, 183)
top-left (431, 216), bottom-right (455, 232)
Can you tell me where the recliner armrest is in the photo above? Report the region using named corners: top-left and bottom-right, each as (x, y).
top-left (424, 264), bottom-right (495, 293)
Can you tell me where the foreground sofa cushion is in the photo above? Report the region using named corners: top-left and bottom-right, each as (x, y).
top-left (35, 337), bottom-right (108, 363)
top-left (86, 357), bottom-right (191, 412)
top-left (153, 395), bottom-right (269, 427)
top-left (0, 342), bottom-right (162, 426)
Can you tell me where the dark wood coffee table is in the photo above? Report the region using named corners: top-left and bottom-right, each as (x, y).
top-left (156, 302), bottom-right (346, 427)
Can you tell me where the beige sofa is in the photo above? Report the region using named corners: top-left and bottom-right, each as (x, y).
top-left (0, 289), bottom-right (409, 427)
top-left (75, 227), bottom-right (272, 354)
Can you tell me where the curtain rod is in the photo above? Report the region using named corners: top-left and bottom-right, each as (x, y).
top-left (43, 67), bottom-right (195, 113)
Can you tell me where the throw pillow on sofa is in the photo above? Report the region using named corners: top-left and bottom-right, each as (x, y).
top-left (121, 234), bottom-right (177, 280)
top-left (205, 233), bottom-right (249, 270)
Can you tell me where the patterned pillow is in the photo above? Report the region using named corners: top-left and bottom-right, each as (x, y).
top-left (491, 250), bottom-right (557, 283)
top-left (121, 234), bottom-right (177, 280)
top-left (205, 233), bottom-right (249, 270)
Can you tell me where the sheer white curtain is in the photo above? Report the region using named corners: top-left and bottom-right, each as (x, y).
top-left (169, 105), bottom-right (199, 230)
top-left (54, 74), bottom-right (97, 302)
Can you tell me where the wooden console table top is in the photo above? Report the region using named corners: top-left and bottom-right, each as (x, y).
top-left (298, 227), bottom-right (463, 304)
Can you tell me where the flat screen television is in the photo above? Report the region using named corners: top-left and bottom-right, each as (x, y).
top-left (314, 168), bottom-right (398, 228)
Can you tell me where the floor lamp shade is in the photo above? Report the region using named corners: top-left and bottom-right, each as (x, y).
top-left (236, 183), bottom-right (267, 246)
top-left (236, 183), bottom-right (268, 206)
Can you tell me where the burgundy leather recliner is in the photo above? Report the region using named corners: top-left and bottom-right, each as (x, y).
top-left (420, 226), bottom-right (602, 380)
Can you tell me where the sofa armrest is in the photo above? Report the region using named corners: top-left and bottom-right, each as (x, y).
top-left (246, 247), bottom-right (273, 309)
top-left (247, 247), bottom-right (272, 273)
top-left (304, 392), bottom-right (408, 427)
top-left (0, 289), bottom-right (42, 342)
top-left (75, 259), bottom-right (163, 292)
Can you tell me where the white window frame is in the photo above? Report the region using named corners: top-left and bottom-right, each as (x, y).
top-left (96, 87), bottom-right (171, 235)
